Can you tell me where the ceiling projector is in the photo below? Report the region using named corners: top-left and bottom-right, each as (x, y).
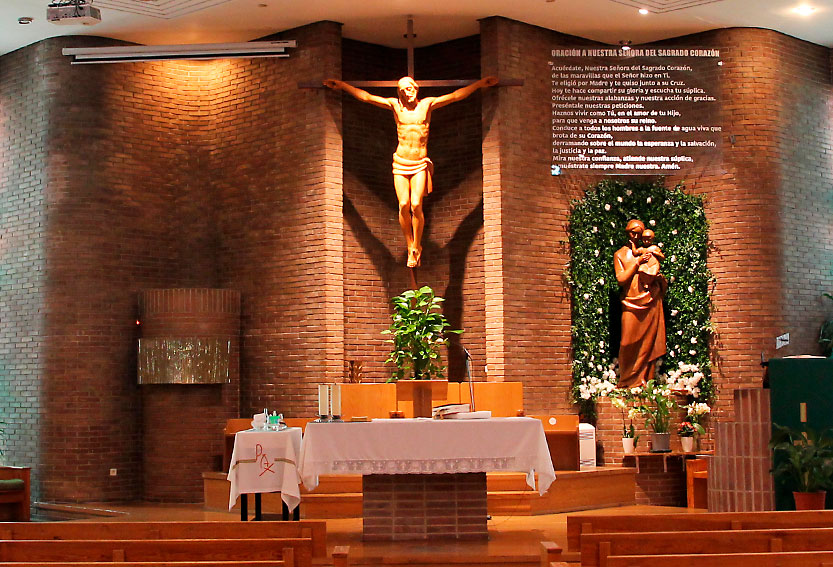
top-left (47, 1), bottom-right (101, 25)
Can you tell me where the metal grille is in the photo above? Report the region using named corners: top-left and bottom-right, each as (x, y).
top-left (608, 0), bottom-right (728, 13)
top-left (94, 0), bottom-right (233, 19)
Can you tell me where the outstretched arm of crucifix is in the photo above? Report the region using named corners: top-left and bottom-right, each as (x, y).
top-left (323, 79), bottom-right (392, 110)
top-left (430, 76), bottom-right (499, 109)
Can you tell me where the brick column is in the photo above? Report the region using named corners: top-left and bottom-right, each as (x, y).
top-left (139, 288), bottom-right (240, 502)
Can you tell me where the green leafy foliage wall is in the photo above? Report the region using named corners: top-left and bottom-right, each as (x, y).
top-left (568, 179), bottom-right (714, 414)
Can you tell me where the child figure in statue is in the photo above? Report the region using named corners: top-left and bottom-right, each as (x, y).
top-left (632, 228), bottom-right (665, 280)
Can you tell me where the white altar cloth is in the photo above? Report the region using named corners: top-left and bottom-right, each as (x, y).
top-left (227, 427), bottom-right (303, 512)
top-left (298, 417), bottom-right (555, 495)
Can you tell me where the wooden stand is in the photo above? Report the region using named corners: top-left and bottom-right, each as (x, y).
top-left (395, 380), bottom-right (448, 417)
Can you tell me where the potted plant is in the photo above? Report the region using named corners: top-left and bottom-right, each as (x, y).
top-left (769, 423), bottom-right (833, 510)
top-left (383, 286), bottom-right (461, 381)
top-left (611, 390), bottom-right (640, 454)
top-left (678, 401), bottom-right (711, 452)
top-left (677, 420), bottom-right (704, 452)
top-left (382, 286), bottom-right (461, 417)
top-left (635, 380), bottom-right (677, 452)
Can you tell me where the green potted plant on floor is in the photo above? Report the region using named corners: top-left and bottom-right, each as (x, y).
top-left (769, 423), bottom-right (833, 510)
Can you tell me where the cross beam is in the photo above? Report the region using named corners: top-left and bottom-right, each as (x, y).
top-left (298, 78), bottom-right (522, 89)
top-left (299, 16), bottom-right (523, 90)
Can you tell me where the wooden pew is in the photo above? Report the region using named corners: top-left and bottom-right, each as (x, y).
top-left (567, 510), bottom-right (833, 551)
top-left (0, 466), bottom-right (30, 522)
top-left (1, 562), bottom-right (290, 567)
top-left (0, 538), bottom-right (306, 565)
top-left (582, 527), bottom-right (833, 567)
top-left (0, 520), bottom-right (327, 559)
top-left (541, 540), bottom-right (568, 567)
top-left (606, 550), bottom-right (833, 567)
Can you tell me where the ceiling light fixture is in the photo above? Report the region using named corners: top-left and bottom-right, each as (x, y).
top-left (619, 40), bottom-right (632, 51)
top-left (638, 8), bottom-right (649, 15)
top-left (18, 16), bottom-right (34, 24)
top-left (792, 4), bottom-right (816, 16)
top-left (62, 40), bottom-right (296, 64)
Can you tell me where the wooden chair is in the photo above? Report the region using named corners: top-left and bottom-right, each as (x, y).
top-left (686, 457), bottom-right (708, 508)
top-left (0, 466), bottom-right (30, 521)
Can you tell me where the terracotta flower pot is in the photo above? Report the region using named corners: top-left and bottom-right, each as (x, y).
top-left (793, 491), bottom-right (827, 510)
top-left (622, 437), bottom-right (635, 454)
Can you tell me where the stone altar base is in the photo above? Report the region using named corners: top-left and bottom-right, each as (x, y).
top-left (362, 473), bottom-right (488, 541)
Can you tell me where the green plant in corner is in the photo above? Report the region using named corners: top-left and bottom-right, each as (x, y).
top-left (382, 286), bottom-right (462, 381)
top-left (769, 423), bottom-right (833, 494)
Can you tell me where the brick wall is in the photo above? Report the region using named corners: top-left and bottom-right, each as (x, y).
top-left (37, 37), bottom-right (221, 502)
top-left (211, 22), bottom-right (344, 418)
top-left (480, 18), bottom-right (604, 407)
top-left (0, 42), bottom-right (48, 499)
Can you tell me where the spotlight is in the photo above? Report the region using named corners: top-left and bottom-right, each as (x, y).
top-left (619, 40), bottom-right (632, 51)
top-left (18, 16), bottom-right (34, 24)
top-left (792, 4), bottom-right (816, 16)
top-left (638, 8), bottom-right (649, 15)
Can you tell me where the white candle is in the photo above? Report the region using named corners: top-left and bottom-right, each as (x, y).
top-left (318, 384), bottom-right (330, 417)
top-left (331, 384), bottom-right (342, 417)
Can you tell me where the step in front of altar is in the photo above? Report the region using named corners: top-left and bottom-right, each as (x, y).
top-left (204, 466), bottom-right (636, 517)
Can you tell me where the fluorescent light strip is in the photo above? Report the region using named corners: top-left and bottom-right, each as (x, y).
top-left (63, 41), bottom-right (295, 63)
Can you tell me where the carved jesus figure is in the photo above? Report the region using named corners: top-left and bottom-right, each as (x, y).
top-left (323, 76), bottom-right (498, 267)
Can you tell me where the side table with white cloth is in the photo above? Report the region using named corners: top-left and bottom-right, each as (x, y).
top-left (227, 427), bottom-right (303, 521)
top-left (298, 417), bottom-right (555, 540)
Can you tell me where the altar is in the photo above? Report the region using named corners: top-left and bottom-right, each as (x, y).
top-left (298, 417), bottom-right (554, 540)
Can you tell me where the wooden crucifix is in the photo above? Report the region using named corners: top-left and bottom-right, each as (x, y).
top-left (304, 17), bottom-right (521, 281)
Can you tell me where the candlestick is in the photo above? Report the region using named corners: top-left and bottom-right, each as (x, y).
top-left (331, 383), bottom-right (342, 418)
top-left (318, 384), bottom-right (330, 418)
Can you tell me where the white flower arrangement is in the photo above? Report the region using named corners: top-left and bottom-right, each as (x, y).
top-left (686, 402), bottom-right (711, 418)
top-left (666, 362), bottom-right (704, 396)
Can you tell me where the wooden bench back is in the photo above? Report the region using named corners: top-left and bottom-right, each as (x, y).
top-left (0, 538), bottom-right (309, 565)
top-left (568, 510), bottom-right (833, 551)
top-left (582, 527), bottom-right (833, 567)
top-left (606, 550), bottom-right (833, 567)
top-left (0, 520), bottom-right (326, 558)
top-left (3, 562), bottom-right (291, 567)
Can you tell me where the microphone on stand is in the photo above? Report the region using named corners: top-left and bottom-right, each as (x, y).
top-left (463, 347), bottom-right (475, 412)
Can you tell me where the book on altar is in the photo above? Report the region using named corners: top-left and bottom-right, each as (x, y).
top-left (432, 403), bottom-right (470, 418)
top-left (444, 410), bottom-right (492, 420)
